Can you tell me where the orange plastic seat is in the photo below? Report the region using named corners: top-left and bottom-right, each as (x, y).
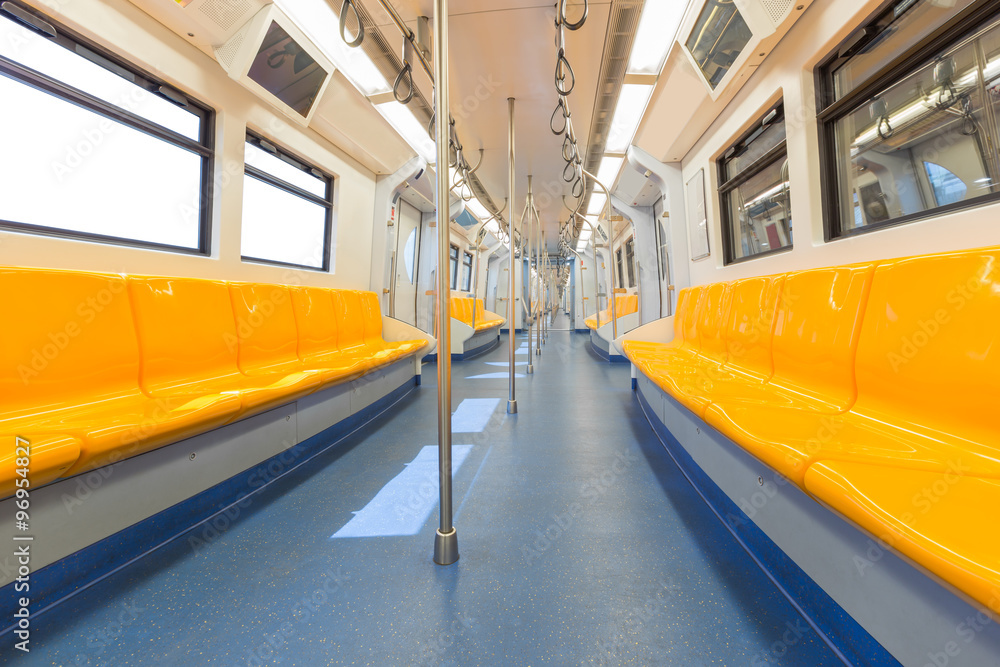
top-left (805, 461), bottom-right (1000, 611)
top-left (622, 286), bottom-right (705, 372)
top-left (793, 249), bottom-right (1000, 480)
top-left (640, 283), bottom-right (733, 416)
top-left (0, 268), bottom-right (240, 477)
top-left (0, 434), bottom-right (80, 498)
top-left (358, 291), bottom-right (425, 363)
top-left (332, 289), bottom-right (379, 363)
top-left (129, 277), bottom-right (320, 420)
top-left (703, 264), bottom-right (876, 480)
top-left (289, 287), bottom-right (370, 385)
top-left (228, 283), bottom-right (339, 395)
top-left (471, 298), bottom-right (503, 331)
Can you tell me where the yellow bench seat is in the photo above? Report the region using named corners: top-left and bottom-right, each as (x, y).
top-left (0, 267), bottom-right (427, 498)
top-left (805, 461), bottom-right (1000, 610)
top-left (0, 434), bottom-right (80, 497)
top-left (625, 246), bottom-right (1000, 609)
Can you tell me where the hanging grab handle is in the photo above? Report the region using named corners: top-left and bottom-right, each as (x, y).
top-left (550, 98), bottom-right (569, 135)
top-left (393, 62), bottom-right (414, 104)
top-left (555, 50), bottom-right (575, 96)
top-left (562, 134), bottom-right (576, 162)
top-left (559, 0), bottom-right (588, 31)
top-left (393, 39), bottom-right (415, 104)
top-left (563, 159), bottom-right (578, 183)
top-left (340, 0), bottom-right (364, 48)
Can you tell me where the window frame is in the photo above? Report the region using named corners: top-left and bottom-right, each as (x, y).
top-left (816, 0), bottom-right (1000, 240)
top-left (242, 130), bottom-right (334, 272)
top-left (0, 1), bottom-right (215, 254)
top-left (461, 249), bottom-right (474, 292)
top-left (449, 244), bottom-right (460, 290)
top-left (615, 246), bottom-right (625, 289)
top-left (624, 236), bottom-right (636, 288)
top-left (717, 101), bottom-right (792, 265)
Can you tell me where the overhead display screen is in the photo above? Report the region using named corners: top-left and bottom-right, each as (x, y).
top-left (246, 21), bottom-right (328, 117)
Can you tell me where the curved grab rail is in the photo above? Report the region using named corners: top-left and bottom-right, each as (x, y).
top-left (340, 0), bottom-right (364, 47)
top-left (466, 148), bottom-right (485, 175)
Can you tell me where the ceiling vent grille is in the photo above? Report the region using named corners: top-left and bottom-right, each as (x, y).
top-left (761, 0), bottom-right (794, 26)
top-left (577, 0), bottom-right (642, 235)
top-left (198, 0), bottom-right (251, 31)
top-left (214, 20), bottom-right (249, 70)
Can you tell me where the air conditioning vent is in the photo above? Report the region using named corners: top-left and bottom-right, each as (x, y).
top-left (214, 22), bottom-right (247, 70)
top-left (761, 0), bottom-right (794, 26)
top-left (124, 0), bottom-right (267, 51)
top-left (198, 0), bottom-right (251, 31)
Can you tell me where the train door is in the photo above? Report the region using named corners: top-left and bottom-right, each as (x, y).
top-left (393, 200), bottom-right (421, 326)
top-left (653, 197), bottom-right (673, 317)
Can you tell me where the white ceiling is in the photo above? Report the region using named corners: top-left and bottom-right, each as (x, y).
top-left (357, 0), bottom-right (608, 251)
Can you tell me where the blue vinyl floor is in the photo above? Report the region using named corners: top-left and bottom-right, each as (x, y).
top-left (11, 327), bottom-right (846, 666)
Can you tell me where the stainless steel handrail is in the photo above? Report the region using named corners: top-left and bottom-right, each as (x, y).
top-left (525, 176), bottom-right (535, 375)
top-left (506, 97), bottom-right (518, 415)
top-left (582, 169), bottom-right (618, 340)
top-left (431, 0), bottom-right (457, 567)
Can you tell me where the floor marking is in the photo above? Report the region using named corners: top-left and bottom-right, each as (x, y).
top-left (332, 445), bottom-right (473, 538)
top-left (452, 398), bottom-right (501, 433)
top-left (465, 372), bottom-right (526, 379)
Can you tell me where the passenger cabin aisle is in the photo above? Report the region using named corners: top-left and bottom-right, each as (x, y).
top-left (23, 333), bottom-right (843, 665)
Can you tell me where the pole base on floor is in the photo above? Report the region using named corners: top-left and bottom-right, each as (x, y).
top-left (526, 364), bottom-right (534, 374)
top-left (507, 399), bottom-right (518, 414)
top-left (433, 528), bottom-right (459, 565)
top-left (536, 349), bottom-right (541, 355)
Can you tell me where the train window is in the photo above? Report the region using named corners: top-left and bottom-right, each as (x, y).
top-left (461, 250), bottom-right (473, 292)
top-left (625, 237), bottom-right (636, 288)
top-left (616, 247), bottom-right (625, 289)
top-left (241, 133), bottom-right (333, 271)
top-left (0, 2), bottom-right (213, 252)
top-left (819, 0), bottom-right (1000, 238)
top-left (449, 244), bottom-right (460, 290)
top-left (718, 103), bottom-right (792, 263)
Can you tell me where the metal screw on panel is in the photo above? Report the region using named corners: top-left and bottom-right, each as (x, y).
top-left (189, 453), bottom-right (197, 461)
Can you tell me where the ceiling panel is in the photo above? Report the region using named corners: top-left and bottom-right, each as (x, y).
top-left (358, 0), bottom-right (608, 252)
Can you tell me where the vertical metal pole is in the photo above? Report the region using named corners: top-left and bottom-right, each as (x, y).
top-left (525, 176), bottom-right (534, 374)
top-left (536, 228), bottom-right (542, 355)
top-left (574, 214), bottom-right (602, 336)
top-left (584, 169), bottom-right (618, 340)
top-left (432, 0), bottom-right (458, 567)
top-left (506, 97), bottom-right (518, 414)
